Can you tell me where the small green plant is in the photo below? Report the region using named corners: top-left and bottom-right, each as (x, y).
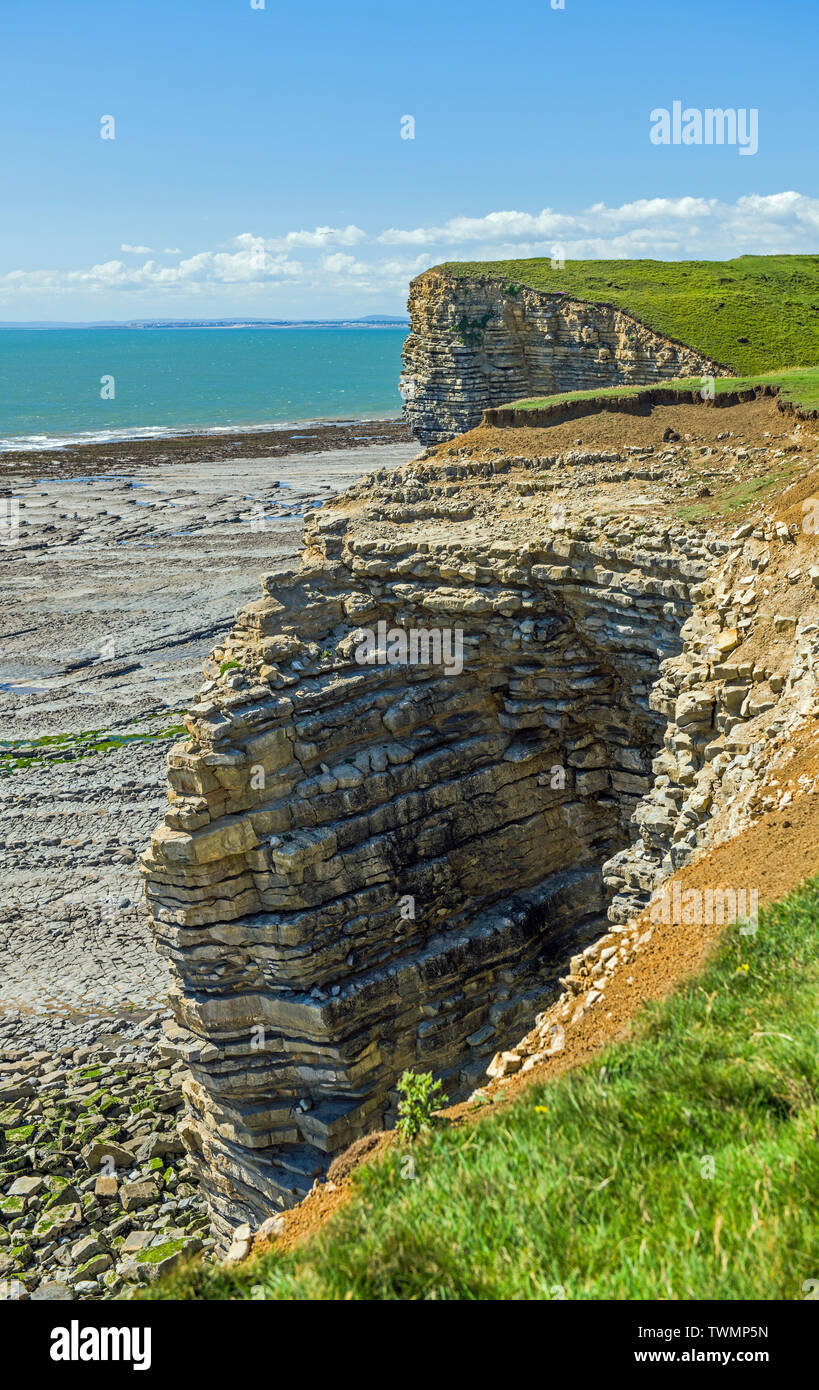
top-left (219, 659), bottom-right (241, 676)
top-left (451, 312), bottom-right (492, 348)
top-left (396, 1070), bottom-right (448, 1142)
top-left (0, 712), bottom-right (188, 777)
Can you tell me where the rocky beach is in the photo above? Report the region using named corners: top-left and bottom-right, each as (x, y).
top-left (0, 420), bottom-right (415, 1297)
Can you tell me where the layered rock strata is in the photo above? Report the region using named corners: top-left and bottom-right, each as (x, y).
top-left (401, 270), bottom-right (728, 443)
top-left (142, 444), bottom-right (731, 1243)
top-left (488, 606), bottom-right (819, 1090)
top-left (478, 445), bottom-right (819, 1087)
top-left (603, 520), bottom-right (819, 924)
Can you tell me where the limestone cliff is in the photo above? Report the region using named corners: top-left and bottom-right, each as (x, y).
top-left (489, 527), bottom-right (819, 1083)
top-left (603, 526), bottom-right (819, 924)
top-left (143, 418), bottom-right (801, 1244)
top-left (401, 270), bottom-right (729, 443)
top-left (141, 395), bottom-right (819, 1247)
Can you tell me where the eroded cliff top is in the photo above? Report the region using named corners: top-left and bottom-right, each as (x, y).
top-left (314, 395), bottom-right (819, 555)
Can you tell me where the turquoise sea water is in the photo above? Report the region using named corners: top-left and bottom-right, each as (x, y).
top-left (0, 327), bottom-right (407, 450)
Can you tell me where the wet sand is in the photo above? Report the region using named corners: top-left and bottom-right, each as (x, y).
top-left (0, 416), bottom-right (412, 480)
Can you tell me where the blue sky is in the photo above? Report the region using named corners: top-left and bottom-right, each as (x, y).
top-left (1, 0), bottom-right (817, 319)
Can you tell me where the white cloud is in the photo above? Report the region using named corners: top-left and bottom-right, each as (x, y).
top-left (379, 209), bottom-right (577, 245)
top-left (731, 191), bottom-right (819, 233)
top-left (376, 192), bottom-right (819, 257)
top-left (233, 226), bottom-right (366, 253)
top-left (281, 225), bottom-right (366, 249)
top-left (321, 252), bottom-right (368, 276)
top-left (584, 196), bottom-right (714, 223)
top-left (163, 246), bottom-right (182, 254)
top-left (3, 195), bottom-right (818, 308)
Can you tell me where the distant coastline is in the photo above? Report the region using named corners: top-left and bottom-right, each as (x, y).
top-left (0, 316), bottom-right (410, 330)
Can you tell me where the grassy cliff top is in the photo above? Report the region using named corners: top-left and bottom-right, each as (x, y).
top-left (508, 365), bottom-right (819, 416)
top-left (434, 254), bottom-right (819, 375)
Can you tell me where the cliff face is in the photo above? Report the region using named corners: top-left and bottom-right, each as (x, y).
top-left (142, 435), bottom-right (734, 1245)
top-left (141, 397), bottom-right (819, 1248)
top-left (603, 533), bottom-right (819, 925)
top-left (401, 270), bottom-right (728, 444)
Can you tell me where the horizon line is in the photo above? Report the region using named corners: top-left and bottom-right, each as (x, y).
top-left (0, 314), bottom-right (410, 328)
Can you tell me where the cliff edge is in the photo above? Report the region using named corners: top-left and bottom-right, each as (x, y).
top-left (401, 255), bottom-right (819, 444)
top-left (401, 270), bottom-right (728, 443)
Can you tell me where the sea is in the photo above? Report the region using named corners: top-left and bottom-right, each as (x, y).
top-left (0, 326), bottom-right (407, 451)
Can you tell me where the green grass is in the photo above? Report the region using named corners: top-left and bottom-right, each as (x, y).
top-left (505, 366), bottom-right (819, 418)
top-left (676, 463), bottom-right (799, 524)
top-left (437, 255), bottom-right (819, 376)
top-left (142, 878), bottom-right (819, 1301)
top-left (0, 711), bottom-right (187, 775)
